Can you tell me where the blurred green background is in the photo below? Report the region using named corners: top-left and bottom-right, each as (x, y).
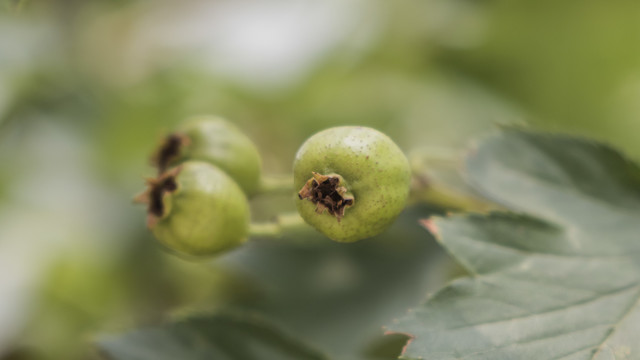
top-left (1, 0), bottom-right (640, 359)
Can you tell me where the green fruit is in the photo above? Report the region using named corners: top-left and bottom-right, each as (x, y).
top-left (136, 161), bottom-right (250, 257)
top-left (293, 126), bottom-right (411, 242)
top-left (154, 116), bottom-right (262, 195)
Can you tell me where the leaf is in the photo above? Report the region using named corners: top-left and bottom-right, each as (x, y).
top-left (229, 204), bottom-right (451, 360)
top-left (387, 130), bottom-right (640, 360)
top-left (96, 312), bottom-right (327, 360)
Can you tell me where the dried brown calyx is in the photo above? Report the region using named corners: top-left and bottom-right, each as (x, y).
top-left (134, 166), bottom-right (182, 227)
top-left (151, 133), bottom-right (190, 174)
top-left (298, 172), bottom-right (354, 221)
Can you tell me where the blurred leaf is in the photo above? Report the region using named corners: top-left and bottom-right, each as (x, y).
top-left (1, 0), bottom-right (25, 13)
top-left (388, 130), bottom-right (640, 359)
top-left (361, 333), bottom-right (410, 360)
top-left (96, 312), bottom-right (327, 360)
top-left (0, 347), bottom-right (38, 360)
top-left (229, 205), bottom-right (454, 360)
top-left (437, 0), bottom-right (640, 148)
top-left (0, 69), bottom-right (96, 128)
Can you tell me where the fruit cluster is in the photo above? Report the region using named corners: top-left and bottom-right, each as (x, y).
top-left (136, 116), bottom-right (411, 258)
top-left (135, 116), bottom-right (259, 258)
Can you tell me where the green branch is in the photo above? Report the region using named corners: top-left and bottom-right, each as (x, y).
top-left (249, 212), bottom-right (310, 239)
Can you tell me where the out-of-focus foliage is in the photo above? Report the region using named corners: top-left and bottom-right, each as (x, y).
top-left (98, 312), bottom-right (329, 360)
top-left (0, 0), bottom-right (639, 359)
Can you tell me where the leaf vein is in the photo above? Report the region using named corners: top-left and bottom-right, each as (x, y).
top-left (590, 287), bottom-right (640, 359)
top-left (454, 325), bottom-right (604, 360)
top-left (444, 283), bottom-right (640, 331)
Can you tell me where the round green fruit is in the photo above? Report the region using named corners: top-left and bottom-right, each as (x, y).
top-left (154, 115), bottom-right (262, 195)
top-left (137, 161), bottom-right (250, 257)
top-left (293, 126), bottom-right (411, 242)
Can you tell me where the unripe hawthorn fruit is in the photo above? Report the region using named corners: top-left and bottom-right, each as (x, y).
top-left (136, 161), bottom-right (250, 257)
top-left (153, 116), bottom-right (262, 195)
top-left (294, 126), bottom-right (411, 242)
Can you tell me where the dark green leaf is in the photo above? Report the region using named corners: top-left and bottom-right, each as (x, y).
top-left (388, 130), bottom-right (640, 359)
top-left (96, 312), bottom-right (327, 360)
top-left (231, 204), bottom-right (451, 360)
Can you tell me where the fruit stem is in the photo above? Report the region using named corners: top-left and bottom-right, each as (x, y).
top-left (248, 222), bottom-right (281, 237)
top-left (256, 175), bottom-right (294, 195)
top-left (408, 183), bottom-right (495, 212)
top-left (248, 212), bottom-right (309, 238)
top-left (408, 146), bottom-right (498, 212)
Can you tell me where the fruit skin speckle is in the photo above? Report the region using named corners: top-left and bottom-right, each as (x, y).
top-left (293, 126), bottom-right (411, 242)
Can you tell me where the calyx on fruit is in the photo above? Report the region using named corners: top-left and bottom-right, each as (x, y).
top-left (135, 166), bottom-right (181, 227)
top-left (298, 172), bottom-right (354, 221)
top-left (152, 134), bottom-right (189, 174)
